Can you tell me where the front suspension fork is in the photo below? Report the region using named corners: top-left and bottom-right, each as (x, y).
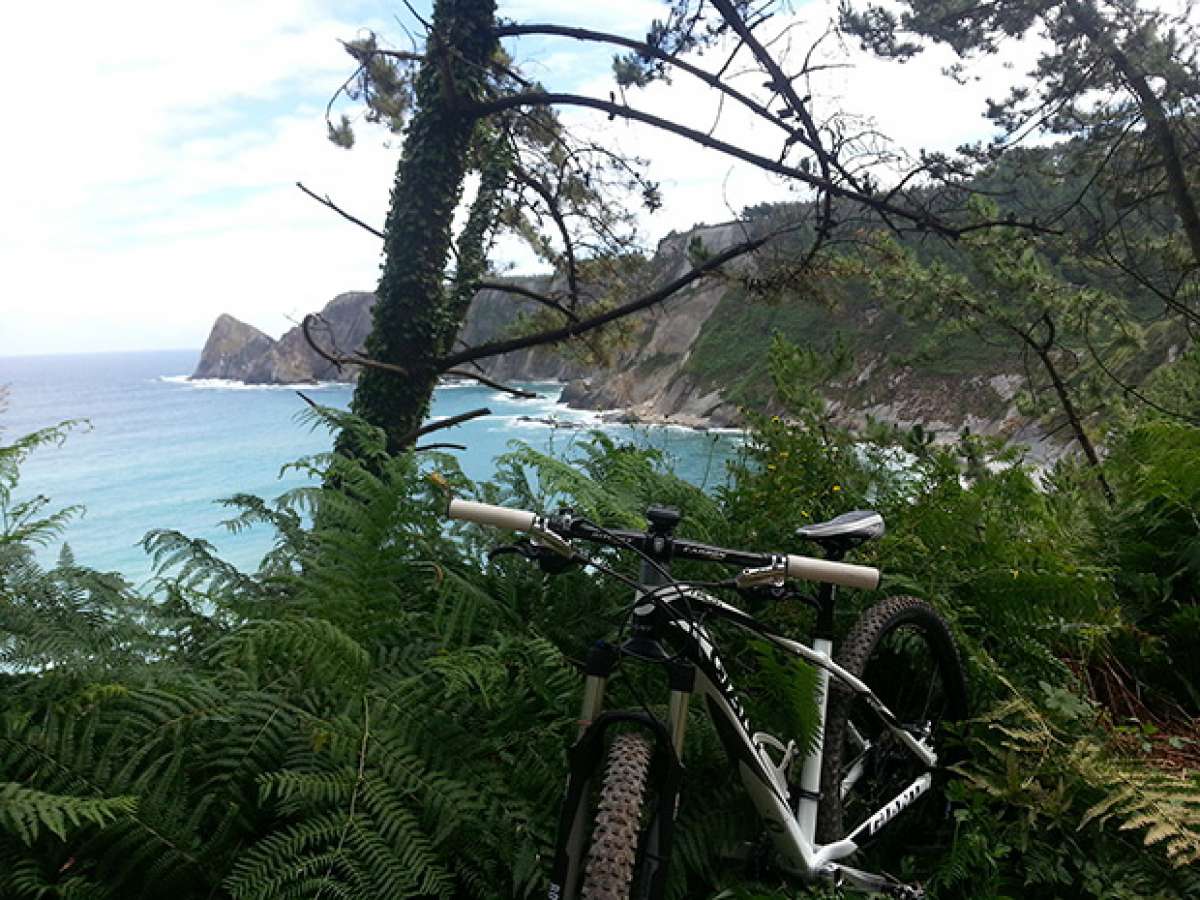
top-left (548, 641), bottom-right (692, 900)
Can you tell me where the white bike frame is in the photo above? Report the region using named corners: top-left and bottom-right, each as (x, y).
top-left (568, 585), bottom-right (939, 897)
top-left (445, 498), bottom-right (937, 898)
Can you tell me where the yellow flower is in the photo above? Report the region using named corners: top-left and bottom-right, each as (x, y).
top-left (832, 484), bottom-right (841, 492)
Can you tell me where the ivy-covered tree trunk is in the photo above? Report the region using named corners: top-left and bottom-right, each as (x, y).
top-left (350, 0), bottom-right (498, 452)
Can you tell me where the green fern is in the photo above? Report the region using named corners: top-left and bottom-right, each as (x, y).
top-left (0, 783), bottom-right (136, 843)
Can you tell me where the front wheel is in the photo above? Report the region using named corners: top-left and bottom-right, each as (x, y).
top-left (580, 732), bottom-right (656, 900)
top-left (816, 596), bottom-right (968, 867)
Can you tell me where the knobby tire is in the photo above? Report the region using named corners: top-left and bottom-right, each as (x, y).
top-left (816, 595), bottom-right (968, 853)
top-left (580, 732), bottom-right (656, 900)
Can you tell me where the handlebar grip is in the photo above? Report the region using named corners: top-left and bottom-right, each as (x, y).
top-left (785, 554), bottom-right (880, 590)
top-left (447, 498), bottom-right (538, 533)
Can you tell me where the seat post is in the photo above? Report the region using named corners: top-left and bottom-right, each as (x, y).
top-left (814, 545), bottom-right (842, 642)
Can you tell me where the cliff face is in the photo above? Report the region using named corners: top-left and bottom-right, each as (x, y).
top-left (554, 223), bottom-right (748, 427)
top-left (192, 286), bottom-right (578, 385)
top-left (454, 281), bottom-right (588, 382)
top-left (193, 315), bottom-right (277, 380)
top-left (191, 221), bottom-right (1059, 451)
top-left (251, 291), bottom-right (375, 383)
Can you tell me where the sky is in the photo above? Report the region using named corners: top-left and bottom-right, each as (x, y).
top-left (0, 0), bottom-right (1038, 356)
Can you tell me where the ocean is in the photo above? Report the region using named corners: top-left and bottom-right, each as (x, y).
top-left (0, 350), bottom-right (742, 584)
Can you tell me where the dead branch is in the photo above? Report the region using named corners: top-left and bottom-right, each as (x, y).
top-left (438, 229), bottom-right (776, 369)
top-left (711, 0), bottom-right (842, 239)
top-left (443, 368), bottom-right (538, 398)
top-left (1081, 305), bottom-right (1200, 425)
top-left (297, 182), bottom-right (384, 239)
top-left (512, 165), bottom-right (580, 302)
top-left (473, 280), bottom-right (580, 320)
top-left (493, 22), bottom-right (809, 148)
top-left (301, 313), bottom-right (407, 377)
top-left (401, 407), bottom-right (490, 445)
top-left (468, 91), bottom-right (1011, 238)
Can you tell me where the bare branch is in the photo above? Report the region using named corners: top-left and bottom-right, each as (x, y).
top-left (302, 314), bottom-right (407, 377)
top-left (400, 0), bottom-right (431, 31)
top-left (297, 182), bottom-right (384, 239)
top-left (348, 44), bottom-right (424, 64)
top-left (512, 165), bottom-right (580, 302)
top-left (493, 22), bottom-right (811, 147)
top-left (711, 0), bottom-right (839, 195)
top-left (439, 230), bottom-right (776, 369)
top-left (474, 279), bottom-right (580, 321)
top-left (301, 314), bottom-right (348, 375)
top-left (468, 90), bottom-right (1015, 237)
top-left (402, 407), bottom-right (490, 445)
top-left (1081, 305), bottom-right (1200, 425)
top-left (443, 368), bottom-right (539, 398)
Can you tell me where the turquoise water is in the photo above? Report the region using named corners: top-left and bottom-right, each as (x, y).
top-left (0, 350), bottom-right (741, 583)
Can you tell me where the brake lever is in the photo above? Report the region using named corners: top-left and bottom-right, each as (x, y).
top-left (488, 539), bottom-right (580, 575)
top-left (488, 541), bottom-right (537, 562)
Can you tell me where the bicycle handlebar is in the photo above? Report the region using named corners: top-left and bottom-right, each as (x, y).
top-left (447, 498), bottom-right (881, 591)
top-left (447, 499), bottom-right (538, 533)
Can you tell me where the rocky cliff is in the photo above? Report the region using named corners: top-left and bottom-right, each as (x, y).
top-left (193, 315), bottom-right (277, 380)
top-left (192, 221), bottom-right (1059, 451)
top-left (192, 284), bottom-right (582, 386)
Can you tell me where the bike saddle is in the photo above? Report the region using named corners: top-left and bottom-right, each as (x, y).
top-left (796, 510), bottom-right (885, 553)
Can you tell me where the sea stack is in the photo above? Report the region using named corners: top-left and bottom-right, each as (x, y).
top-left (192, 314), bottom-right (276, 381)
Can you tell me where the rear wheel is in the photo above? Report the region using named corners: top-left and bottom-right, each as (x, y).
top-left (817, 596), bottom-right (968, 872)
top-left (580, 732), bottom-right (656, 900)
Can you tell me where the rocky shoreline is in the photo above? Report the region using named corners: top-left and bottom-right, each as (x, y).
top-left (191, 220), bottom-right (1072, 463)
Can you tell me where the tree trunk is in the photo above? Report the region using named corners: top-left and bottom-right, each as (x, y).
top-left (1035, 345), bottom-right (1116, 504)
top-left (1067, 0), bottom-right (1200, 272)
top-left (349, 0), bottom-right (498, 452)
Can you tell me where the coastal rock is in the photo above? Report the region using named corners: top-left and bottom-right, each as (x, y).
top-left (557, 379), bottom-right (592, 405)
top-left (190, 284), bottom-right (574, 385)
top-left (189, 219), bottom-right (1095, 461)
top-left (193, 315), bottom-right (276, 381)
top-left (244, 291), bottom-right (376, 383)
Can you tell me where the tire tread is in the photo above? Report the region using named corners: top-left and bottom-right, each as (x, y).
top-left (581, 732), bottom-right (655, 900)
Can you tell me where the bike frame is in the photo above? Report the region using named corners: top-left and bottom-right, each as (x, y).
top-left (549, 580), bottom-right (939, 900)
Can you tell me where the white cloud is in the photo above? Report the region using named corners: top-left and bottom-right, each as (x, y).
top-left (0, 0), bottom-right (1048, 355)
top-left (0, 0), bottom-right (401, 355)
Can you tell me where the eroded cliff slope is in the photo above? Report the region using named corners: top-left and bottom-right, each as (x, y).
top-left (192, 222), bottom-right (1060, 451)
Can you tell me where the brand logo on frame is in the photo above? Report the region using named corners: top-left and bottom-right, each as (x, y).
top-left (866, 776), bottom-right (931, 836)
top-left (679, 619), bottom-right (753, 735)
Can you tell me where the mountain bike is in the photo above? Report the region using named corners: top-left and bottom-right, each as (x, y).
top-left (447, 499), bottom-right (968, 899)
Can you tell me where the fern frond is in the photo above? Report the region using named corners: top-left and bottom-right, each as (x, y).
top-left (0, 783), bottom-right (136, 843)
